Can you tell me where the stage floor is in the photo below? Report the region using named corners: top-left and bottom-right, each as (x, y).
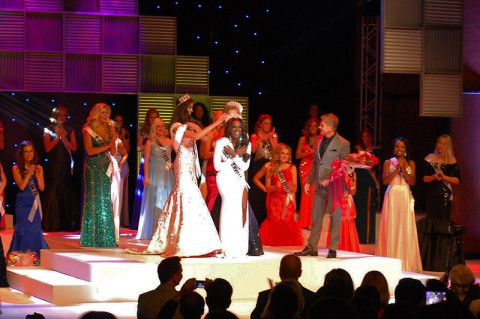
top-left (0, 227), bottom-right (462, 319)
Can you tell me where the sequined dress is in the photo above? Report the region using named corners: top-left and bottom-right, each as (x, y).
top-left (136, 143), bottom-right (174, 240)
top-left (80, 133), bottom-right (117, 247)
top-left (376, 158), bottom-right (422, 272)
top-left (144, 123), bottom-right (221, 257)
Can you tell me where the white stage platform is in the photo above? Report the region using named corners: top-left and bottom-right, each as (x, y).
top-left (3, 229), bottom-right (408, 307)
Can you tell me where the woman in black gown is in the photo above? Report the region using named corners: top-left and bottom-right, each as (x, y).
top-left (42, 106), bottom-right (78, 231)
top-left (417, 134), bottom-right (461, 271)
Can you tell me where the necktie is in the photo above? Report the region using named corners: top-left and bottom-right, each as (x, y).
top-left (319, 138), bottom-right (327, 158)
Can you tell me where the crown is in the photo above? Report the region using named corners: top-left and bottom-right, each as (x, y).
top-left (177, 93), bottom-right (191, 105)
top-left (226, 101), bottom-right (243, 114)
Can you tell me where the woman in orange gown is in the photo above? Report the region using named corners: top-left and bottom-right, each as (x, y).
top-left (256, 144), bottom-right (304, 246)
top-left (295, 117), bottom-right (320, 229)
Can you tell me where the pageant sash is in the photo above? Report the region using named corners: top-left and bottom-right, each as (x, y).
top-left (45, 127), bottom-right (74, 174)
top-left (85, 126), bottom-right (114, 178)
top-left (278, 169), bottom-right (295, 220)
top-left (26, 173), bottom-right (42, 222)
top-left (154, 138), bottom-right (172, 170)
top-left (430, 161), bottom-right (453, 200)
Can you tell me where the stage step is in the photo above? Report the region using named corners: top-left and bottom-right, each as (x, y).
top-left (7, 267), bottom-right (95, 305)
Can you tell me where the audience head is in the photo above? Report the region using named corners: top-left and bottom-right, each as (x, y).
top-left (49, 106), bottom-right (68, 124)
top-left (308, 103), bottom-right (320, 119)
top-left (382, 302), bottom-right (414, 319)
top-left (416, 300), bottom-right (475, 319)
top-left (262, 280), bottom-right (304, 319)
top-left (78, 311), bottom-right (117, 319)
top-left (25, 313), bottom-right (46, 319)
top-left (354, 285), bottom-right (381, 311)
top-left (205, 278), bottom-right (233, 312)
top-left (309, 297), bottom-right (359, 319)
top-left (279, 254), bottom-right (302, 281)
top-left (320, 113), bottom-right (339, 132)
top-left (323, 268), bottom-right (355, 302)
top-left (157, 256), bottom-right (182, 285)
top-left (361, 270), bottom-right (390, 308)
top-left (179, 291), bottom-right (205, 319)
top-left (449, 264), bottom-right (475, 299)
top-left (394, 278), bottom-right (425, 310)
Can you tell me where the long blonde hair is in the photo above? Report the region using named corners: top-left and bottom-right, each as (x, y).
top-left (435, 134), bottom-right (455, 163)
top-left (83, 103), bottom-right (113, 134)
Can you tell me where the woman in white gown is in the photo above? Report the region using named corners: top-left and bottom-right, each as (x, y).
top-left (214, 115), bottom-right (251, 258)
top-left (143, 94), bottom-right (229, 257)
top-left (376, 137), bottom-right (422, 273)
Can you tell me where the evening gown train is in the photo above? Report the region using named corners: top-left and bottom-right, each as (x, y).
top-left (259, 164), bottom-right (304, 246)
top-left (42, 125), bottom-right (77, 231)
top-left (142, 123), bottom-right (221, 257)
top-left (376, 158), bottom-right (422, 273)
top-left (80, 132), bottom-right (117, 247)
top-left (8, 175), bottom-right (49, 258)
top-left (136, 143), bottom-right (174, 240)
top-left (417, 161), bottom-right (461, 271)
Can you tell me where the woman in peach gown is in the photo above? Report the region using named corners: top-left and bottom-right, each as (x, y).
top-left (295, 117), bottom-right (320, 229)
top-left (375, 137), bottom-right (422, 273)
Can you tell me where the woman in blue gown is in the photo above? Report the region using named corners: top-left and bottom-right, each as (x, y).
top-left (8, 141), bottom-right (49, 259)
top-left (136, 118), bottom-right (174, 239)
top-left (80, 103), bottom-right (117, 247)
top-left (130, 108), bottom-right (159, 230)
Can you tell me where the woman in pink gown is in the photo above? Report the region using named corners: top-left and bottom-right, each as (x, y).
top-left (295, 117), bottom-right (320, 229)
top-left (375, 137), bottom-right (422, 273)
top-left (257, 144), bottom-right (304, 246)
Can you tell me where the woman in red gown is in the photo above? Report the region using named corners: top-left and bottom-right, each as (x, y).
top-left (295, 117), bottom-right (320, 229)
top-left (256, 144), bottom-right (304, 246)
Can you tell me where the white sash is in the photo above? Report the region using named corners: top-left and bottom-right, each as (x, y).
top-left (85, 126), bottom-right (114, 178)
top-left (278, 169), bottom-right (295, 220)
top-left (27, 173), bottom-right (42, 222)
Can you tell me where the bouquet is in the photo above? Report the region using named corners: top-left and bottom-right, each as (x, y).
top-left (7, 250), bottom-right (39, 266)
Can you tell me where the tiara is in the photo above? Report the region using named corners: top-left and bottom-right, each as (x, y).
top-left (178, 93), bottom-right (191, 105)
top-left (226, 101), bottom-right (243, 114)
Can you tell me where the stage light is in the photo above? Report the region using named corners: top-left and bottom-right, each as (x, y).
top-left (218, 5), bottom-right (222, 9)
top-left (112, 102), bottom-right (116, 106)
top-left (11, 92), bottom-right (15, 96)
top-left (197, 4), bottom-right (202, 9)
top-left (196, 36), bottom-right (201, 40)
top-left (237, 82), bottom-right (241, 87)
top-left (26, 98), bottom-right (29, 102)
top-left (214, 41), bottom-right (219, 45)
top-left (233, 24), bottom-right (238, 28)
top-left (225, 70), bottom-right (229, 74)
top-left (253, 32), bottom-right (258, 36)
top-left (261, 60), bottom-right (265, 64)
top-left (12, 118), bottom-right (16, 122)
top-left (258, 91), bottom-right (262, 95)
top-left (245, 15), bottom-right (250, 19)
top-left (235, 50), bottom-right (239, 54)
top-left (83, 102), bottom-right (88, 106)
top-left (51, 99), bottom-right (55, 103)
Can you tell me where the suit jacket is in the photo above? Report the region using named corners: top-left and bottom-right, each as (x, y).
top-left (307, 133), bottom-right (350, 186)
top-left (250, 284), bottom-right (316, 319)
top-left (137, 284), bottom-right (181, 319)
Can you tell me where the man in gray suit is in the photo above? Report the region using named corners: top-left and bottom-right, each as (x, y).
top-left (295, 113), bottom-right (350, 258)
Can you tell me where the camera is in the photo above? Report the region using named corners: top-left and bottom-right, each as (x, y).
top-left (426, 291), bottom-right (447, 305)
top-left (195, 280), bottom-right (206, 289)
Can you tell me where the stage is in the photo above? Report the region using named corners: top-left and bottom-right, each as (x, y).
top-left (1, 228), bottom-right (437, 319)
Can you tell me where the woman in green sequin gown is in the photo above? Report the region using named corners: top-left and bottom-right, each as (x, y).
top-left (80, 103), bottom-right (117, 247)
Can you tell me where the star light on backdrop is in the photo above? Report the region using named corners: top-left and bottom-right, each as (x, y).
top-left (140, 1), bottom-right (272, 105)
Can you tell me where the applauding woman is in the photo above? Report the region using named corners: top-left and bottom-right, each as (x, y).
top-left (80, 103), bottom-right (117, 247)
top-left (42, 106), bottom-right (77, 231)
top-left (214, 115), bottom-right (251, 258)
top-left (8, 141), bottom-right (48, 259)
